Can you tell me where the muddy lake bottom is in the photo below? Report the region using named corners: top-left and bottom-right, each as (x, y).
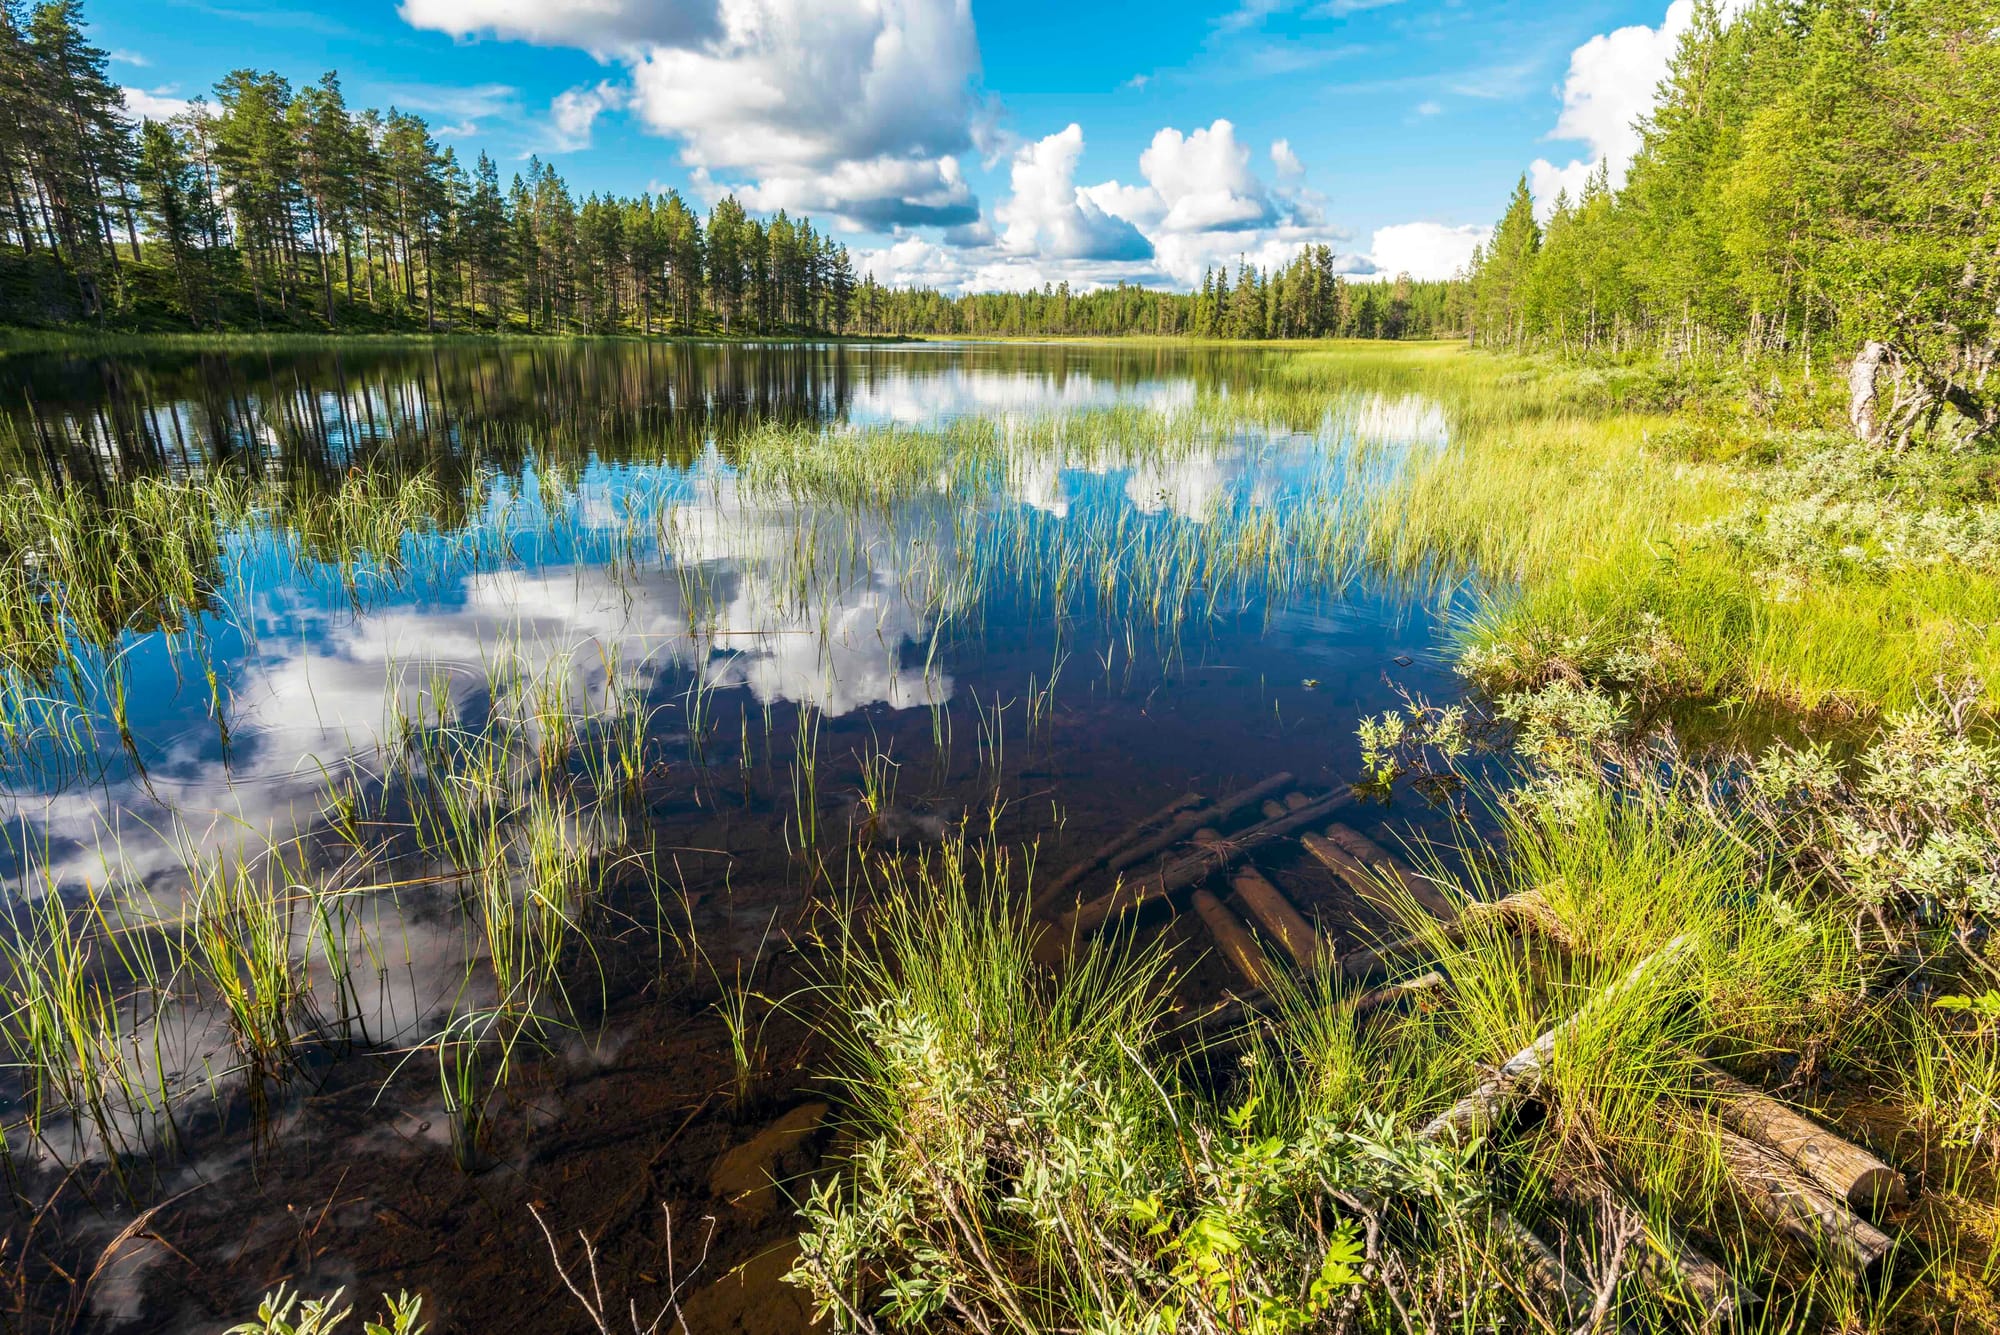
top-left (0, 340), bottom-right (1486, 1332)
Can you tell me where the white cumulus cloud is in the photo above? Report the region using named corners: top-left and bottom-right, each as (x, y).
top-left (397, 0), bottom-right (721, 53)
top-left (1134, 119), bottom-right (1275, 233)
top-left (859, 115), bottom-right (1372, 292)
top-left (548, 80), bottom-right (627, 151)
top-left (401, 0), bottom-right (986, 231)
top-left (994, 125), bottom-right (1152, 262)
top-left (1365, 221), bottom-right (1489, 281)
top-left (122, 86), bottom-right (191, 121)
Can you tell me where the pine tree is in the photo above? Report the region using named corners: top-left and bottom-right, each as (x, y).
top-left (1470, 176), bottom-right (1540, 347)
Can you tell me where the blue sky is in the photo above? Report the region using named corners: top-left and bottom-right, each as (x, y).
top-left (103, 0), bottom-right (1715, 292)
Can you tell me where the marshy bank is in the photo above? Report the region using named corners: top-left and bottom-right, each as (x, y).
top-left (0, 338), bottom-right (1993, 1333)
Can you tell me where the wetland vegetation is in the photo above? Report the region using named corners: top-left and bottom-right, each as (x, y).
top-left (0, 333), bottom-right (1992, 1335)
top-left (0, 0), bottom-right (1997, 1332)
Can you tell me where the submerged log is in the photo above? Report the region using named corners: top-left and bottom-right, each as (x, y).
top-left (1695, 1063), bottom-right (1908, 1213)
top-left (1103, 772), bottom-right (1296, 876)
top-left (1029, 791), bottom-right (1204, 916)
top-left (1191, 888), bottom-right (1274, 991)
top-left (1319, 822), bottom-right (1459, 922)
top-left (1055, 786), bottom-right (1356, 943)
top-left (1422, 937), bottom-right (1692, 1144)
top-left (1715, 1126), bottom-right (1895, 1275)
top-left (1229, 866), bottom-right (1323, 970)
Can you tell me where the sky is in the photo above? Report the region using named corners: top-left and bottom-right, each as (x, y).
top-left (99, 0), bottom-right (1718, 294)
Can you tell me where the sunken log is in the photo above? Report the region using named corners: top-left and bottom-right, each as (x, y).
top-left (1055, 786), bottom-right (1357, 942)
top-left (1032, 791), bottom-right (1200, 919)
top-left (1229, 866), bottom-right (1323, 970)
top-left (1318, 822), bottom-right (1459, 922)
top-left (1715, 1126), bottom-right (1895, 1274)
top-left (1102, 772), bottom-right (1297, 876)
top-left (1260, 798), bottom-right (1288, 820)
top-left (1422, 938), bottom-right (1692, 1144)
top-left (1192, 888), bottom-right (1274, 991)
top-left (1695, 1063), bottom-right (1908, 1213)
top-left (1029, 791), bottom-right (1204, 916)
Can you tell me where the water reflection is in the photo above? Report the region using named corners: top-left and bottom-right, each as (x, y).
top-left (0, 340), bottom-right (1279, 482)
top-left (0, 341), bottom-right (1467, 1171)
top-left (0, 345), bottom-right (1496, 1333)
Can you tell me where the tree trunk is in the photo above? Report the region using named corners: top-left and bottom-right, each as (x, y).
top-left (1848, 340), bottom-right (1889, 443)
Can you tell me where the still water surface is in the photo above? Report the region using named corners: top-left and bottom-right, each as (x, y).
top-left (0, 341), bottom-right (1478, 1332)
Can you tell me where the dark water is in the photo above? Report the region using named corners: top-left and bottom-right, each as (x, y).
top-left (0, 340), bottom-right (1481, 1332)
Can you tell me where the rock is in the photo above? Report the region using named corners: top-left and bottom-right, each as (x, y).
top-left (708, 1102), bottom-right (830, 1224)
top-left (679, 1238), bottom-right (824, 1334)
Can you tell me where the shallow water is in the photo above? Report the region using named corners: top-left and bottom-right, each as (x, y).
top-left (0, 340), bottom-right (1483, 1333)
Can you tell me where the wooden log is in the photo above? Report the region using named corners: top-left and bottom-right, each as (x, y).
top-left (1320, 822), bottom-right (1459, 923)
top-left (1102, 772), bottom-right (1296, 876)
top-left (1191, 889), bottom-right (1273, 991)
top-left (1283, 791), bottom-right (1311, 811)
top-left (1694, 1063), bottom-right (1907, 1213)
top-left (1057, 786), bottom-right (1356, 942)
top-left (1302, 832), bottom-right (1433, 924)
top-left (1635, 1217), bottom-right (1758, 1327)
top-left (1422, 937), bottom-right (1692, 1144)
top-left (1715, 1126), bottom-right (1895, 1274)
top-left (1029, 791), bottom-right (1204, 916)
top-left (1483, 1206), bottom-right (1591, 1321)
top-left (1229, 866), bottom-right (1323, 970)
top-left (1259, 798), bottom-right (1287, 820)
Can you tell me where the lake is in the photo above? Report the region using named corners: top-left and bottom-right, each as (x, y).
top-left (0, 339), bottom-right (1483, 1333)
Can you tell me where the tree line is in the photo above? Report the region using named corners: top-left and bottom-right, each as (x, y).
top-left (0, 0), bottom-right (1469, 342)
top-left (1466, 0), bottom-right (1997, 436)
top-left (849, 251), bottom-right (1468, 340)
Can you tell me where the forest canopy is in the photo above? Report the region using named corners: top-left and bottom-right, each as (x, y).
top-left (0, 0), bottom-right (1465, 341)
top-left (1466, 0), bottom-right (1999, 440)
